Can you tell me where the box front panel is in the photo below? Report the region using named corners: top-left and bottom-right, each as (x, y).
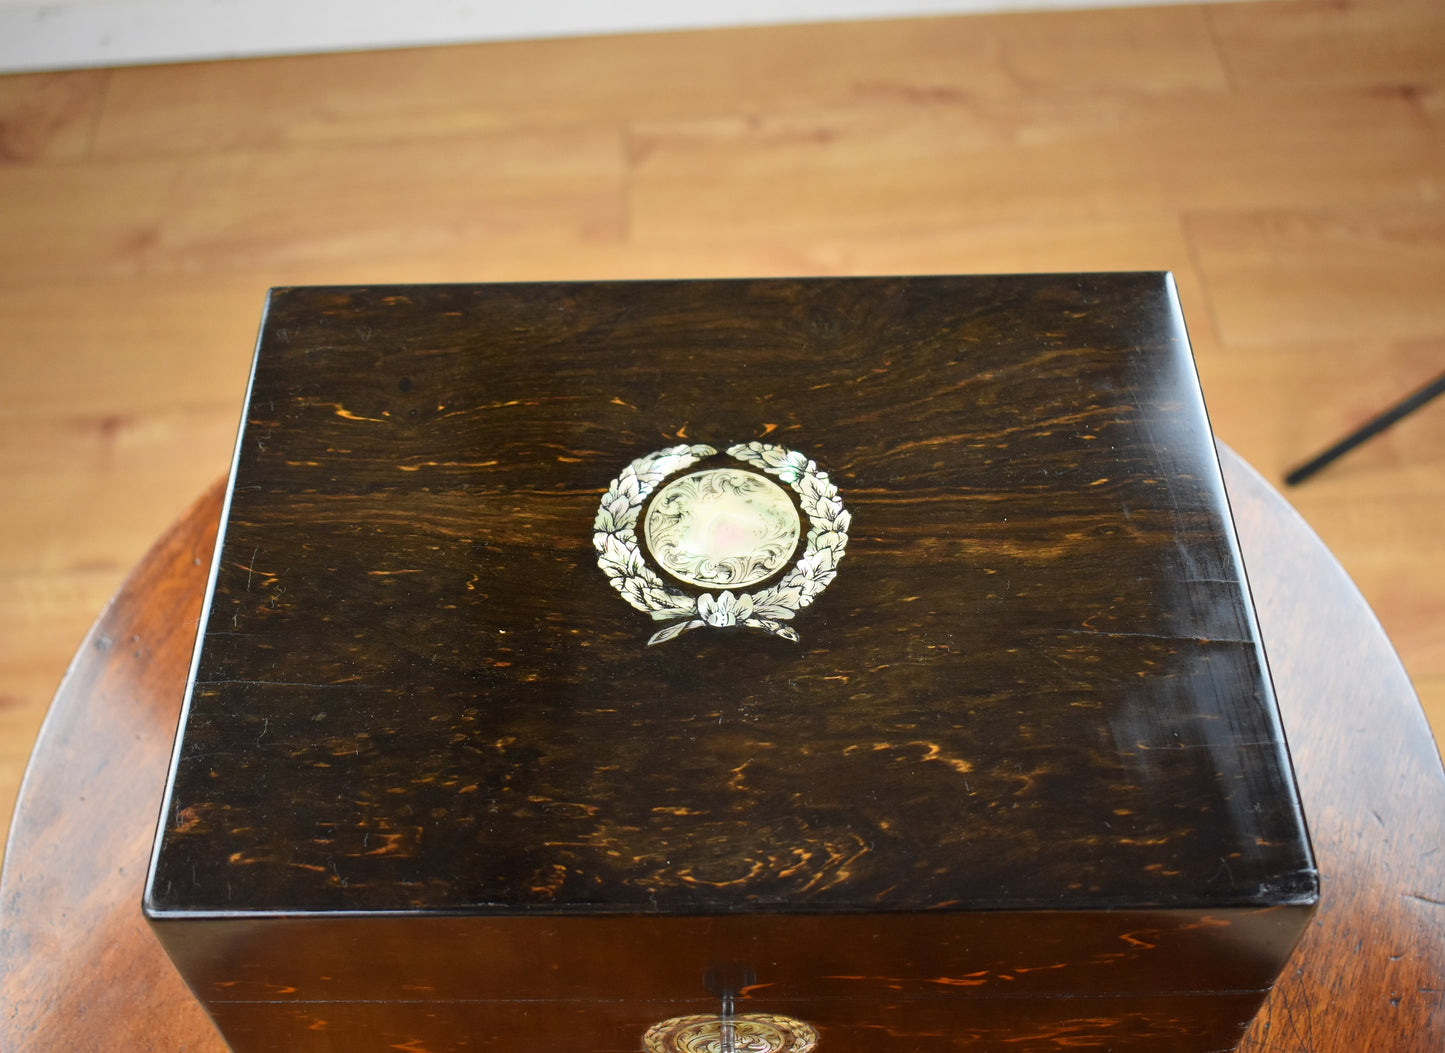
top-left (156, 909), bottom-right (1307, 1053)
top-left (204, 990), bottom-right (1270, 1053)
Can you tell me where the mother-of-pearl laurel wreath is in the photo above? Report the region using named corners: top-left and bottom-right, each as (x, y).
top-left (593, 441), bottom-right (850, 646)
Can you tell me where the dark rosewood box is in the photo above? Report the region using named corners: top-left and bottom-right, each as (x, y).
top-left (146, 275), bottom-right (1317, 1053)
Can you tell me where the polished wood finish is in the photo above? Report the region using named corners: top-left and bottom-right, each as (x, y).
top-left (0, 479), bottom-right (226, 1051)
top-left (136, 276), bottom-right (1313, 1050)
top-left (3, 0), bottom-right (1444, 871)
top-left (3, 449), bottom-right (1440, 1050)
top-left (150, 277), bottom-right (1312, 918)
top-left (1224, 456), bottom-right (1445, 1051)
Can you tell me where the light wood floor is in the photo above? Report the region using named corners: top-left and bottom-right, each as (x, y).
top-left (2, 0), bottom-right (1443, 859)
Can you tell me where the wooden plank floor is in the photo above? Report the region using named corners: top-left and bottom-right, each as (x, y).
top-left (2, 0), bottom-right (1442, 862)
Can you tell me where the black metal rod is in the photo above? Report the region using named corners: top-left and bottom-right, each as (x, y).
top-left (1284, 370), bottom-right (1445, 486)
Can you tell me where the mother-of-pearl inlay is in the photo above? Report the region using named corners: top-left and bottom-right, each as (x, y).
top-left (642, 467), bottom-right (802, 589)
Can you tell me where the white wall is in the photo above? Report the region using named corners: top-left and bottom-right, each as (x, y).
top-left (0, 0), bottom-right (1211, 74)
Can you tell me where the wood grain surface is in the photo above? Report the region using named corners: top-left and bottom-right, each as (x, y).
top-left (0, 0), bottom-right (1441, 924)
top-left (0, 479), bottom-right (227, 1051)
top-left (1226, 455), bottom-right (1445, 1053)
top-left (3, 449), bottom-right (1439, 1051)
top-left (147, 277), bottom-right (1313, 922)
top-left (122, 276), bottom-right (1315, 1053)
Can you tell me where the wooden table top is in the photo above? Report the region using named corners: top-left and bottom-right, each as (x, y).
top-left (2, 447), bottom-right (1442, 1051)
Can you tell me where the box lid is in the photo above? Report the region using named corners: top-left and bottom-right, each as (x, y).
top-left (146, 274), bottom-right (1316, 918)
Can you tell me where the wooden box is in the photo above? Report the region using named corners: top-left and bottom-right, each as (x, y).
top-left (145, 275), bottom-right (1317, 1053)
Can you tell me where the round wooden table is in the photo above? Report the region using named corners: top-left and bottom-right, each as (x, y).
top-left (3, 449), bottom-right (1443, 1051)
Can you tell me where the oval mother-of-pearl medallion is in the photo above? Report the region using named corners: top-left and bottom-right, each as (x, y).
top-left (642, 467), bottom-right (802, 589)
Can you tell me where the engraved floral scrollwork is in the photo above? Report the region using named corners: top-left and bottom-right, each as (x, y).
top-left (642, 1013), bottom-right (820, 1053)
top-left (644, 468), bottom-right (801, 589)
top-left (593, 441), bottom-right (850, 646)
